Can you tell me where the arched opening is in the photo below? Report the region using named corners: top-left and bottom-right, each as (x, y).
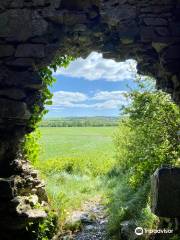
top-left (0, 0), bottom-right (179, 239)
top-left (36, 53), bottom-right (138, 238)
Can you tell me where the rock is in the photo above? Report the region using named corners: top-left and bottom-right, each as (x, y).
top-left (101, 5), bottom-right (136, 26)
top-left (85, 225), bottom-right (94, 231)
top-left (121, 37), bottom-right (134, 44)
top-left (60, 0), bottom-right (92, 11)
top-left (0, 10), bottom-right (32, 41)
top-left (151, 167), bottom-right (180, 217)
top-left (0, 45), bottom-right (15, 57)
top-left (0, 9), bottom-right (48, 41)
top-left (143, 18), bottom-right (168, 26)
top-left (9, 0), bottom-right (24, 8)
top-left (161, 45), bottom-right (180, 60)
top-left (15, 44), bottom-right (45, 58)
top-left (5, 58), bottom-right (35, 67)
top-left (0, 88), bottom-right (26, 100)
top-left (23, 208), bottom-right (47, 219)
top-left (152, 42), bottom-right (168, 53)
top-left (172, 75), bottom-right (180, 88)
top-left (140, 27), bottom-right (155, 42)
top-left (0, 178), bottom-right (14, 199)
top-left (0, 98), bottom-right (31, 120)
top-left (32, 11), bottom-right (48, 37)
top-left (87, 9), bottom-right (99, 19)
top-left (36, 186), bottom-right (48, 202)
top-left (155, 27), bottom-right (170, 36)
top-left (120, 221), bottom-right (138, 240)
top-left (171, 22), bottom-right (180, 37)
top-left (0, 67), bottom-right (43, 90)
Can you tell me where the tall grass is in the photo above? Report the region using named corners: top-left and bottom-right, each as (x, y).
top-left (34, 127), bottom-right (116, 229)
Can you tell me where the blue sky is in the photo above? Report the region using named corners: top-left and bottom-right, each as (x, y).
top-left (46, 52), bottom-right (137, 118)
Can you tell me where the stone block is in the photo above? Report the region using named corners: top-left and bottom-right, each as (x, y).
top-left (162, 45), bottom-right (180, 60)
top-left (155, 27), bottom-right (170, 36)
top-left (0, 10), bottom-right (32, 41)
top-left (102, 5), bottom-right (136, 26)
top-left (143, 18), bottom-right (168, 26)
top-left (61, 0), bottom-right (92, 11)
top-left (0, 67), bottom-right (43, 90)
top-left (0, 178), bottom-right (13, 199)
top-left (15, 44), bottom-right (45, 58)
top-left (0, 9), bottom-right (48, 41)
top-left (32, 11), bottom-right (48, 37)
top-left (171, 22), bottom-right (180, 37)
top-left (9, 0), bottom-right (24, 8)
top-left (140, 27), bottom-right (155, 42)
top-left (51, 10), bottom-right (88, 25)
top-left (151, 167), bottom-right (180, 217)
top-left (6, 58), bottom-right (35, 67)
top-left (0, 45), bottom-right (15, 57)
top-left (0, 98), bottom-right (31, 120)
top-left (0, 88), bottom-right (26, 100)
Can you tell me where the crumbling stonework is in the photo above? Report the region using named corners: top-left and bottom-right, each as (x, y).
top-left (0, 0), bottom-right (180, 239)
top-left (0, 159), bottom-right (49, 240)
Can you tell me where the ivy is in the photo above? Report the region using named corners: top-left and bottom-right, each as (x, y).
top-left (21, 55), bottom-right (74, 239)
top-left (28, 55), bottom-right (74, 130)
top-left (22, 55), bottom-right (74, 163)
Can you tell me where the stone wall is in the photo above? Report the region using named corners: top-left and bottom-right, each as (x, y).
top-left (0, 0), bottom-right (180, 239)
top-left (0, 158), bottom-right (49, 240)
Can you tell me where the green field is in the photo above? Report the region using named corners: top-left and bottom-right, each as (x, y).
top-left (39, 127), bottom-right (116, 161)
top-left (37, 127), bottom-right (116, 225)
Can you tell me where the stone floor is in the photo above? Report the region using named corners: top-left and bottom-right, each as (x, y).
top-left (57, 197), bottom-right (109, 240)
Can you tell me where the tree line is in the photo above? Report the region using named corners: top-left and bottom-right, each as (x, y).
top-left (39, 117), bottom-right (119, 127)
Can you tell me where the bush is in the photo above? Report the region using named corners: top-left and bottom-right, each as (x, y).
top-left (36, 155), bottom-right (115, 177)
top-left (107, 79), bottom-right (180, 238)
top-left (21, 129), bottom-right (41, 165)
top-left (28, 210), bottom-right (58, 240)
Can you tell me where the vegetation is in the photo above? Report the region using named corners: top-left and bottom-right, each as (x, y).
top-left (35, 126), bottom-right (116, 230)
top-left (28, 56), bottom-right (74, 130)
top-left (21, 55), bottom-right (74, 239)
top-left (28, 210), bottom-right (58, 240)
top-left (40, 117), bottom-right (118, 128)
top-left (107, 80), bottom-right (180, 238)
top-left (22, 55), bottom-right (74, 162)
top-left (21, 52), bottom-right (180, 239)
top-left (39, 127), bottom-right (115, 161)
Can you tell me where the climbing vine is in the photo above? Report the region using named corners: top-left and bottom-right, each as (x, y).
top-left (22, 55), bottom-right (74, 163)
top-left (21, 55), bottom-right (74, 240)
top-left (29, 55), bottom-right (74, 130)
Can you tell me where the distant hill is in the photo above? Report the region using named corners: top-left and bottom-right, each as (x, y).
top-left (40, 117), bottom-right (119, 127)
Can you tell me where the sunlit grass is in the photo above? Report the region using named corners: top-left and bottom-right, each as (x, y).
top-left (39, 127), bottom-right (115, 160)
top-left (36, 127), bottom-right (116, 228)
top-left (45, 172), bottom-right (103, 224)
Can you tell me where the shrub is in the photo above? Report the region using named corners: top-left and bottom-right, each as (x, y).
top-left (107, 79), bottom-right (180, 238)
top-left (21, 129), bottom-right (41, 165)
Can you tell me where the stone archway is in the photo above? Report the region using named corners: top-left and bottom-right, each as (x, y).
top-left (0, 0), bottom-right (180, 239)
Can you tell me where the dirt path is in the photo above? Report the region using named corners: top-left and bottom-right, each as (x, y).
top-left (57, 197), bottom-right (109, 240)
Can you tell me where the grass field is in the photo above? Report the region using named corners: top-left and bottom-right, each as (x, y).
top-left (37, 127), bottom-right (116, 226)
top-left (39, 127), bottom-right (116, 160)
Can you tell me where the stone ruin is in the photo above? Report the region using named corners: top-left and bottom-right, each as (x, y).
top-left (0, 0), bottom-right (180, 239)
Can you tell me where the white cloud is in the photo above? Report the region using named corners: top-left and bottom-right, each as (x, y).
top-left (93, 91), bottom-right (127, 101)
top-left (51, 91), bottom-right (88, 108)
top-left (91, 100), bottom-right (123, 109)
top-left (49, 90), bottom-right (128, 110)
top-left (54, 52), bottom-right (137, 81)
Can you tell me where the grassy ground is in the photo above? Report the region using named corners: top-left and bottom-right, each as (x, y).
top-left (39, 127), bottom-right (115, 160)
top-left (37, 127), bottom-right (116, 227)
